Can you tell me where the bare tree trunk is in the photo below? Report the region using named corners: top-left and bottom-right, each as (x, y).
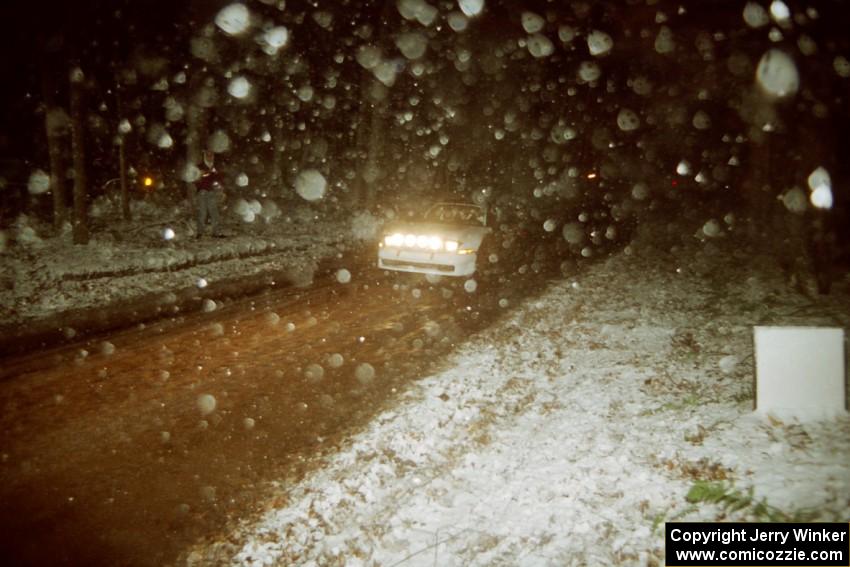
top-left (185, 80), bottom-right (209, 208)
top-left (69, 66), bottom-right (89, 245)
top-left (272, 120), bottom-right (285, 188)
top-left (351, 82), bottom-right (370, 207)
top-left (353, 0), bottom-right (394, 209)
top-left (42, 70), bottom-right (68, 230)
top-left (795, 113), bottom-right (837, 295)
top-left (749, 142), bottom-right (772, 220)
top-left (118, 137), bottom-right (130, 220)
top-left (116, 83), bottom-right (131, 220)
top-left (186, 103), bottom-right (203, 201)
top-left (362, 97), bottom-right (385, 207)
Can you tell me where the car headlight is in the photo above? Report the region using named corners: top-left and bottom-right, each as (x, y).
top-left (384, 233), bottom-right (460, 252)
top-left (384, 233), bottom-right (404, 247)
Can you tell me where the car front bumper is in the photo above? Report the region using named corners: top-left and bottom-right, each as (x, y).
top-left (378, 247), bottom-right (477, 277)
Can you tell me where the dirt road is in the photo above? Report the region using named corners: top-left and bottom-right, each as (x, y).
top-left (0, 262), bottom-right (549, 566)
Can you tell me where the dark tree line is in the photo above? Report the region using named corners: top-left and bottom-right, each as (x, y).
top-left (1, 0), bottom-right (847, 291)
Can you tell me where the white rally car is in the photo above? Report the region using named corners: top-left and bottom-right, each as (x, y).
top-left (378, 202), bottom-right (491, 277)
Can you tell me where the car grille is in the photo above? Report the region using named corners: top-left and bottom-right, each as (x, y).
top-left (381, 259), bottom-right (456, 272)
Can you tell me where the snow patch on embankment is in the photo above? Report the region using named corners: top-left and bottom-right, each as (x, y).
top-left (185, 241), bottom-right (850, 566)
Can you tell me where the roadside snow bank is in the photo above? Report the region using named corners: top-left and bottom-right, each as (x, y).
top-left (0, 201), bottom-right (366, 330)
top-left (186, 241), bottom-right (850, 566)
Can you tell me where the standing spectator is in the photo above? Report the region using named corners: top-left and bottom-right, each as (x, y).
top-left (196, 150), bottom-right (224, 238)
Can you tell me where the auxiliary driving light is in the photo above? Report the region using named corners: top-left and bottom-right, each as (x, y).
top-left (385, 233), bottom-right (404, 247)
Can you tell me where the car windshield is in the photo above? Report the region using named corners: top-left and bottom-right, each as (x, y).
top-left (423, 204), bottom-right (485, 227)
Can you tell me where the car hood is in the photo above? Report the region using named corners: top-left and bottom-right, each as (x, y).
top-left (383, 221), bottom-right (490, 249)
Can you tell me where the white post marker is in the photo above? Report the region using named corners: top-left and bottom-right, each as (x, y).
top-left (753, 326), bottom-right (847, 420)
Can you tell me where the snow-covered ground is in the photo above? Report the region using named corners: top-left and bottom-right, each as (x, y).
top-left (180, 233), bottom-right (850, 566)
top-left (2, 193), bottom-right (848, 565)
top-left (0, 194), bottom-right (377, 343)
